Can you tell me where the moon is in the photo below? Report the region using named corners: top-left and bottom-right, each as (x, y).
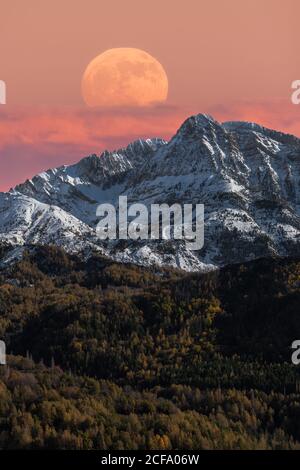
top-left (81, 48), bottom-right (168, 107)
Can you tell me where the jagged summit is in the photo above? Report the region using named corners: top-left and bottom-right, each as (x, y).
top-left (16, 137), bottom-right (167, 191)
top-left (174, 113), bottom-right (220, 139)
top-left (2, 114), bottom-right (300, 271)
top-left (223, 120), bottom-right (300, 145)
top-left (223, 120), bottom-right (268, 132)
top-left (181, 113), bottom-right (217, 128)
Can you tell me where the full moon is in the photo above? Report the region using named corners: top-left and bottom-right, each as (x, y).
top-left (81, 48), bottom-right (168, 107)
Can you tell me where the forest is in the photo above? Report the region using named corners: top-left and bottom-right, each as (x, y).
top-left (0, 244), bottom-right (300, 449)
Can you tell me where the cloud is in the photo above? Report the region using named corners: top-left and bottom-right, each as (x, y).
top-left (0, 105), bottom-right (188, 190)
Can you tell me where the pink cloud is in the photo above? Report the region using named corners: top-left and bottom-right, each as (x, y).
top-left (0, 105), bottom-right (187, 190)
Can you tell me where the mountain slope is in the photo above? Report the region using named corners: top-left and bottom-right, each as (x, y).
top-left (1, 114), bottom-right (300, 271)
top-left (0, 192), bottom-right (97, 249)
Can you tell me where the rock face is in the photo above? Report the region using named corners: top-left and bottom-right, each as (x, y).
top-left (1, 114), bottom-right (300, 271)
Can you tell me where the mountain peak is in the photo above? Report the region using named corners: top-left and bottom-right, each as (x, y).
top-left (175, 113), bottom-right (221, 139)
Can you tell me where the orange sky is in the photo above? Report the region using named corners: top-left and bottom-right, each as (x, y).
top-left (0, 0), bottom-right (300, 189)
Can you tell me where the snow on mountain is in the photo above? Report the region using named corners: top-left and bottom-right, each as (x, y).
top-left (0, 192), bottom-right (96, 249)
top-left (14, 138), bottom-right (166, 225)
top-left (1, 114), bottom-right (300, 271)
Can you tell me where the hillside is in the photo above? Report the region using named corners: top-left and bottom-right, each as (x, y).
top-left (0, 246), bottom-right (300, 449)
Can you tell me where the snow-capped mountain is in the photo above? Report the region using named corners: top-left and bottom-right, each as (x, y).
top-left (1, 114), bottom-right (300, 271)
